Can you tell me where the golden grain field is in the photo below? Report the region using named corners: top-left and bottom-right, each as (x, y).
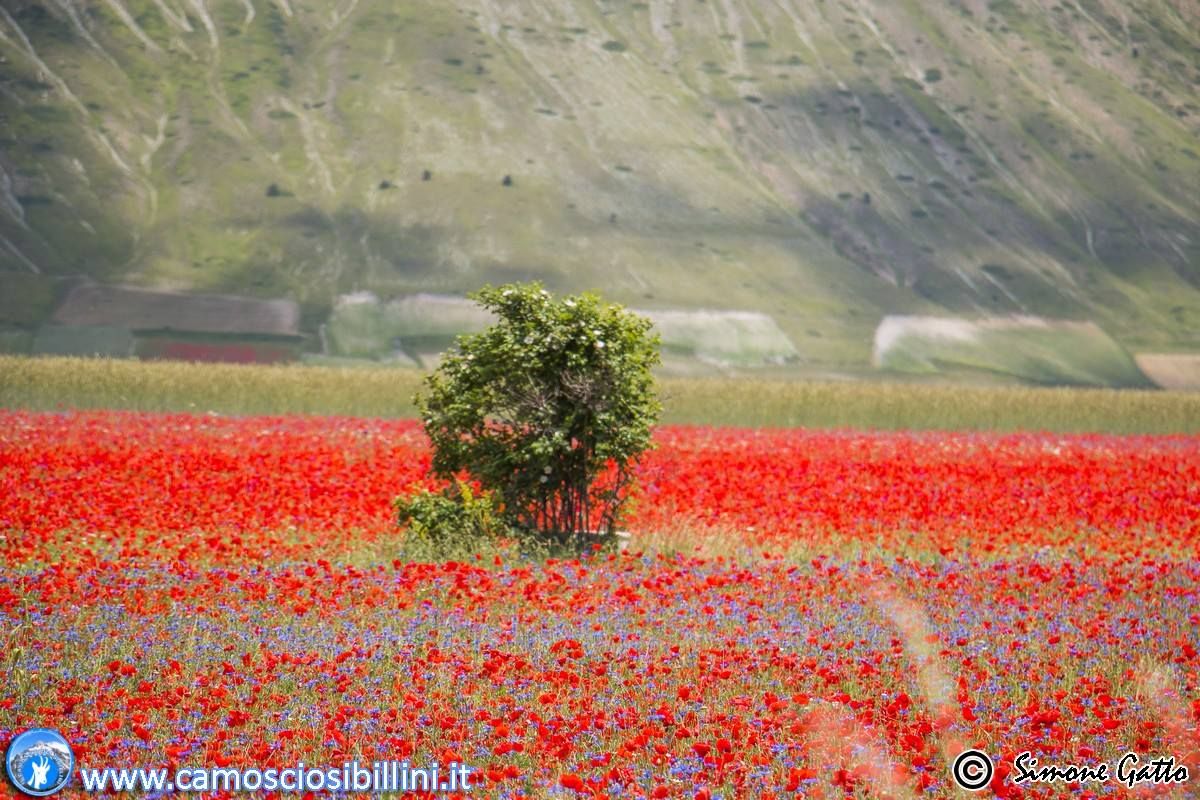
top-left (2, 355), bottom-right (1198, 434)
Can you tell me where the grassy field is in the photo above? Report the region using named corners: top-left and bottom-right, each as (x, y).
top-left (3, 355), bottom-right (1199, 434)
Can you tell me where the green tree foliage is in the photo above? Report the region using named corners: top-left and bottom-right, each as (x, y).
top-left (414, 283), bottom-right (660, 538)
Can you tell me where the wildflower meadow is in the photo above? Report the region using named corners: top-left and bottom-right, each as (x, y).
top-left (2, 405), bottom-right (1198, 798)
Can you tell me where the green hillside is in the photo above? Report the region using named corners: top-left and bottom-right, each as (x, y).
top-left (1, 0), bottom-right (1198, 367)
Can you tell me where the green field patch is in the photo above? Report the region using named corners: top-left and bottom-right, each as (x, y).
top-left (325, 293), bottom-right (798, 369)
top-left (644, 310), bottom-right (798, 368)
top-left (324, 293), bottom-right (493, 362)
top-left (873, 315), bottom-right (1153, 388)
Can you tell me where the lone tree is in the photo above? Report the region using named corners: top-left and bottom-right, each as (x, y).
top-left (415, 283), bottom-right (660, 538)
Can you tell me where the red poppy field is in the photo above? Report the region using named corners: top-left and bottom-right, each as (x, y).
top-left (2, 409), bottom-right (1199, 798)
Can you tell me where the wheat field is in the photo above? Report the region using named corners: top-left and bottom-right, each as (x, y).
top-left (2, 355), bottom-right (1198, 434)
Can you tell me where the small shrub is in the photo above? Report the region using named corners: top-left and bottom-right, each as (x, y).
top-left (395, 479), bottom-right (506, 545)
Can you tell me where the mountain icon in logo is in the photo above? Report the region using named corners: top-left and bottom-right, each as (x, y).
top-left (6, 729), bottom-right (74, 796)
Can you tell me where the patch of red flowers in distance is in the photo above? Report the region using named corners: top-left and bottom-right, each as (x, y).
top-left (2, 411), bottom-right (1198, 564)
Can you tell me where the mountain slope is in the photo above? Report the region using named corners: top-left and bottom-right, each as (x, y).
top-left (1, 0), bottom-right (1198, 364)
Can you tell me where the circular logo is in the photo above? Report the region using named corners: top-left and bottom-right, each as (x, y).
top-left (5, 729), bottom-right (74, 797)
top-left (951, 749), bottom-right (994, 791)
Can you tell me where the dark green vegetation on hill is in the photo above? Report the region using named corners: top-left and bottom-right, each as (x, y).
top-left (1, 0), bottom-right (1198, 366)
